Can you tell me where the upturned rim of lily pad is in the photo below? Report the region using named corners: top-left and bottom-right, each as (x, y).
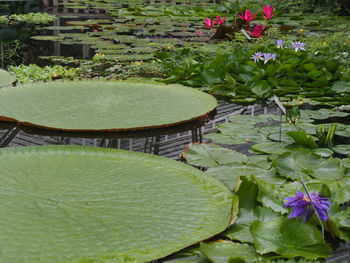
top-left (0, 80), bottom-right (217, 138)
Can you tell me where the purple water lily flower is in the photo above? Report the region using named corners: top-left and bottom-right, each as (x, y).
top-left (284, 191), bottom-right (331, 222)
top-left (291, 41), bottom-right (306, 52)
top-left (262, 53), bottom-right (277, 64)
top-left (276, 39), bottom-right (284, 48)
top-left (251, 51), bottom-right (263, 62)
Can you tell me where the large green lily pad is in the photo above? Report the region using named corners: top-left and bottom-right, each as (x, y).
top-left (0, 69), bottom-right (16, 87)
top-left (0, 81), bottom-right (216, 132)
top-left (0, 145), bottom-right (233, 263)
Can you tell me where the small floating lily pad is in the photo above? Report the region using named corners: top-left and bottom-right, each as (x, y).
top-left (0, 145), bottom-right (233, 263)
top-left (31, 35), bottom-right (64, 41)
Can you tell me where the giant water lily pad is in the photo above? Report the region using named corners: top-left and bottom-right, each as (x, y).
top-left (0, 69), bottom-right (15, 87)
top-left (0, 145), bottom-right (233, 263)
top-left (0, 81), bottom-right (216, 133)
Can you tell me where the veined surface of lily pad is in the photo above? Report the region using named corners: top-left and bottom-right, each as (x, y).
top-left (0, 145), bottom-right (233, 263)
top-left (0, 69), bottom-right (15, 87)
top-left (0, 81), bottom-right (217, 132)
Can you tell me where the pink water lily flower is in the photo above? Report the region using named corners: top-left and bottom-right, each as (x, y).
top-left (216, 16), bottom-right (227, 26)
top-left (238, 9), bottom-right (256, 23)
top-left (260, 5), bottom-right (274, 20)
top-left (248, 24), bottom-right (264, 38)
top-left (203, 18), bottom-right (216, 29)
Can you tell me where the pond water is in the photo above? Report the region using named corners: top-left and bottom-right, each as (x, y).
top-left (35, 0), bottom-right (216, 61)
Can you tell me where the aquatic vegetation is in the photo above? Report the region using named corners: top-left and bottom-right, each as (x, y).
top-left (156, 40), bottom-right (350, 105)
top-left (8, 64), bottom-right (80, 83)
top-left (0, 12), bottom-right (56, 25)
top-left (2, 1), bottom-right (350, 262)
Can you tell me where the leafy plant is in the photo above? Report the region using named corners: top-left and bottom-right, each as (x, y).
top-left (176, 110), bottom-right (350, 261)
top-left (0, 12), bottom-right (56, 25)
top-left (156, 41), bottom-right (350, 106)
top-left (204, 108), bottom-right (350, 156)
top-left (9, 64), bottom-right (79, 83)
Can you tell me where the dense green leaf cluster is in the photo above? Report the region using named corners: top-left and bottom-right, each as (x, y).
top-left (8, 64), bottom-right (79, 83)
top-left (205, 109), bottom-right (350, 155)
top-left (156, 44), bottom-right (350, 106)
top-left (0, 12), bottom-right (56, 25)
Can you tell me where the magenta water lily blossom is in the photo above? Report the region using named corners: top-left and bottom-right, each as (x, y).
top-left (216, 16), bottom-right (226, 26)
top-left (248, 24), bottom-right (264, 38)
top-left (238, 9), bottom-right (256, 23)
top-left (260, 5), bottom-right (274, 20)
top-left (284, 191), bottom-right (332, 222)
top-left (238, 9), bottom-right (256, 30)
top-left (203, 18), bottom-right (216, 29)
top-left (291, 41), bottom-right (306, 52)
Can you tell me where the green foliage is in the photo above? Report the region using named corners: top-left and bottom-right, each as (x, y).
top-left (9, 64), bottom-right (79, 83)
top-left (205, 109), bottom-right (350, 156)
top-left (156, 43), bottom-right (350, 106)
top-left (177, 107), bottom-right (350, 261)
top-left (182, 143), bottom-right (247, 168)
top-left (200, 241), bottom-right (262, 263)
top-left (251, 217), bottom-right (332, 259)
top-left (0, 12), bottom-right (56, 25)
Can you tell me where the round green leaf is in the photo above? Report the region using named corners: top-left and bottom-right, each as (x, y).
top-left (0, 81), bottom-right (216, 132)
top-left (0, 69), bottom-right (16, 87)
top-left (0, 146), bottom-right (233, 263)
top-left (31, 35), bottom-right (64, 41)
top-left (251, 217), bottom-right (332, 260)
top-left (199, 241), bottom-right (261, 263)
top-left (332, 145), bottom-right (350, 156)
top-left (182, 143), bottom-right (247, 168)
top-left (251, 142), bottom-right (289, 155)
